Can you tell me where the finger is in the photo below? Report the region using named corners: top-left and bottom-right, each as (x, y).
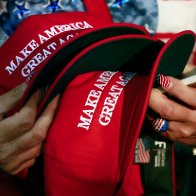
top-left (165, 130), bottom-right (196, 145)
top-left (0, 90), bottom-right (41, 143)
top-left (147, 113), bottom-right (196, 146)
top-left (149, 89), bottom-right (196, 122)
top-left (10, 159), bottom-right (36, 175)
top-left (6, 95), bottom-right (60, 154)
top-left (170, 121), bottom-right (196, 137)
top-left (1, 144), bottom-right (41, 174)
top-left (161, 76), bottom-right (196, 108)
top-left (160, 121), bottom-right (196, 145)
top-left (0, 83), bottom-right (27, 117)
top-left (183, 64), bottom-right (195, 74)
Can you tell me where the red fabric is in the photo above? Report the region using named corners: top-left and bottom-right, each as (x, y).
top-left (44, 71), bottom-right (152, 195)
top-left (116, 164), bottom-right (144, 196)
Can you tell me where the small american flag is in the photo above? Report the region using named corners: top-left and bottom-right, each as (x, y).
top-left (159, 74), bottom-right (170, 88)
top-left (135, 138), bottom-right (150, 164)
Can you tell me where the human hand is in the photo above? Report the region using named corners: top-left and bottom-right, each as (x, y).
top-left (0, 84), bottom-right (60, 175)
top-left (148, 74), bottom-right (196, 145)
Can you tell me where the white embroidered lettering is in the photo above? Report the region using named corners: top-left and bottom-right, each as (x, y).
top-left (59, 38), bottom-right (65, 44)
top-left (38, 34), bottom-right (49, 44)
top-left (42, 49), bottom-right (51, 58)
top-left (47, 42), bottom-right (57, 51)
top-left (5, 21), bottom-right (93, 77)
top-left (5, 60), bottom-right (18, 75)
top-left (19, 40), bottom-right (39, 58)
top-left (78, 90), bottom-right (102, 130)
top-left (94, 71), bottom-right (117, 90)
top-left (99, 86), bottom-right (122, 126)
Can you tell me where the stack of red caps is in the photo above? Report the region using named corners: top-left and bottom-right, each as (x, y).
top-left (41, 31), bottom-right (195, 195)
top-left (0, 0), bottom-right (195, 195)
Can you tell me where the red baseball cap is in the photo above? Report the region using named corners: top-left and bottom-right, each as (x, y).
top-left (0, 12), bottom-right (150, 115)
top-left (0, 20), bottom-right (151, 113)
top-left (42, 32), bottom-right (195, 195)
top-left (0, 0), bottom-right (113, 95)
top-left (39, 31), bottom-right (195, 112)
top-left (0, 11), bottom-right (111, 92)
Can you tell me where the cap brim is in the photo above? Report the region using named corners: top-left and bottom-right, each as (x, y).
top-left (9, 23), bottom-right (151, 113)
top-left (39, 30), bottom-right (195, 115)
top-left (155, 30), bottom-right (195, 77)
top-left (38, 34), bottom-right (163, 112)
top-left (29, 23), bottom-right (150, 92)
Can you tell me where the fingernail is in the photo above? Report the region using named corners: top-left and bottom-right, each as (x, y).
top-left (157, 74), bottom-right (171, 88)
top-left (152, 118), bottom-right (169, 133)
